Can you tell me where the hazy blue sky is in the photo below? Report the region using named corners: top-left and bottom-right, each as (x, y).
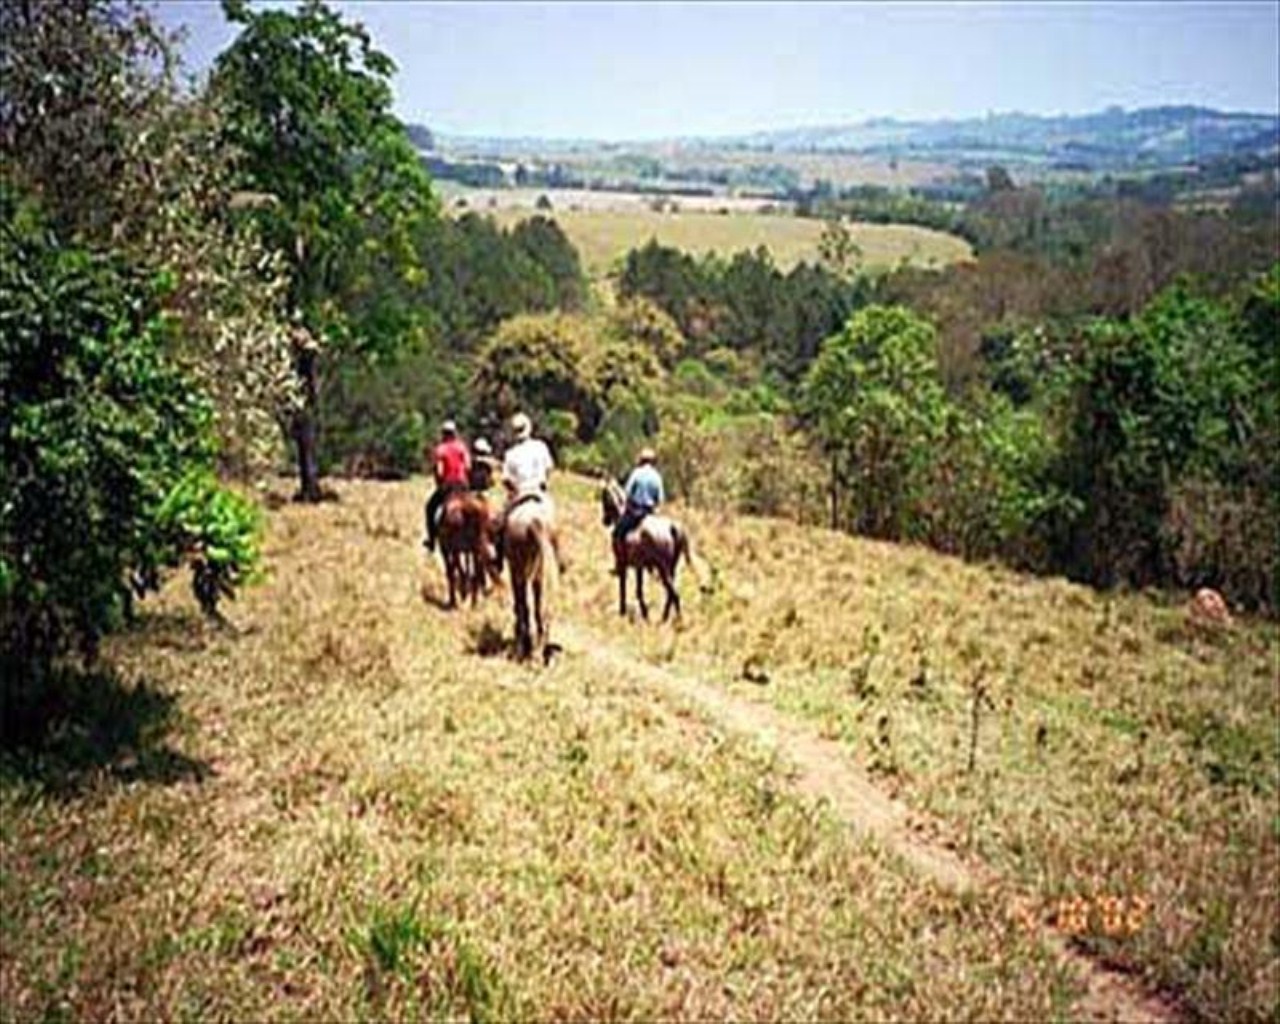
top-left (152, 1), bottom-right (1280, 139)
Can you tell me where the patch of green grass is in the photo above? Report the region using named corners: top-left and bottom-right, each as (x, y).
top-left (357, 903), bottom-right (434, 976)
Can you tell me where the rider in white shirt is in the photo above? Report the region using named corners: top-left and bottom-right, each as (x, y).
top-left (502, 419), bottom-right (555, 499)
top-left (493, 412), bottom-right (566, 573)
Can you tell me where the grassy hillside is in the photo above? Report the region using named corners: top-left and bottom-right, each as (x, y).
top-left (552, 475), bottom-right (1279, 1022)
top-left (2, 476), bottom-right (1275, 1021)
top-left (480, 205), bottom-right (973, 276)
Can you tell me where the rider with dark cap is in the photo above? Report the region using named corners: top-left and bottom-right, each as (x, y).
top-left (469, 437), bottom-right (499, 494)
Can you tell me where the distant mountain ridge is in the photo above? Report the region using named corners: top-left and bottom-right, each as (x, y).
top-left (432, 105), bottom-right (1280, 172)
top-left (725, 105), bottom-right (1279, 169)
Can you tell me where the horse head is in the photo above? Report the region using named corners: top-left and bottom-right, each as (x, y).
top-left (600, 477), bottom-right (624, 527)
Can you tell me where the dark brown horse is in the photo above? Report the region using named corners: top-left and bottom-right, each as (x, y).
top-left (600, 478), bottom-right (694, 622)
top-left (502, 495), bottom-right (560, 661)
top-left (438, 491), bottom-right (499, 608)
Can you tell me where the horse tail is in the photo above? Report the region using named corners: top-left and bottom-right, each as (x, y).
top-left (673, 522), bottom-right (714, 593)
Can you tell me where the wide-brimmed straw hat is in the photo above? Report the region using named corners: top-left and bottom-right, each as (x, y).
top-left (441, 419), bottom-right (458, 436)
top-left (637, 446), bottom-right (657, 464)
top-left (510, 412), bottom-right (532, 440)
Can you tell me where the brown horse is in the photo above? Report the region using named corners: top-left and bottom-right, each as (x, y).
top-left (502, 495), bottom-right (560, 661)
top-left (438, 490), bottom-right (499, 608)
top-left (600, 478), bottom-right (694, 622)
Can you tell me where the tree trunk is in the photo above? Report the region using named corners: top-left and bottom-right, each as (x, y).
top-left (293, 341), bottom-right (323, 503)
top-left (829, 452), bottom-right (840, 531)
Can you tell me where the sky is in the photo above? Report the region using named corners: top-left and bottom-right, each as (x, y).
top-left (151, 1), bottom-right (1280, 140)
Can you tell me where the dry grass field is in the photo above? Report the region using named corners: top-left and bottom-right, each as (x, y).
top-left (487, 207), bottom-right (972, 277)
top-left (2, 475), bottom-right (1275, 1022)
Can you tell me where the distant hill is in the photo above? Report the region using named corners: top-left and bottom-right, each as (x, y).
top-left (425, 105), bottom-right (1280, 174)
top-left (725, 105), bottom-right (1280, 171)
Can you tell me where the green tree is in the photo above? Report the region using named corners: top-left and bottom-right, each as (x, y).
top-left (319, 334), bottom-right (472, 479)
top-left (719, 247), bottom-right (784, 353)
top-left (803, 305), bottom-right (951, 539)
top-left (818, 217), bottom-right (863, 279)
top-left (617, 240), bottom-right (715, 342)
top-left (985, 165), bottom-right (1016, 193)
top-left (773, 261), bottom-right (868, 383)
top-left (606, 296), bottom-right (686, 368)
top-left (1, 0), bottom-right (297, 477)
top-left (212, 0), bottom-right (438, 500)
top-left (0, 0), bottom-right (175, 241)
top-left (1056, 283), bottom-right (1257, 587)
top-left (441, 213), bottom-right (556, 333)
top-left (510, 215), bottom-right (585, 310)
top-left (919, 396), bottom-right (1073, 566)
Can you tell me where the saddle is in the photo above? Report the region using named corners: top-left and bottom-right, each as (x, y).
top-left (432, 484), bottom-right (468, 527)
top-left (508, 490), bottom-right (546, 514)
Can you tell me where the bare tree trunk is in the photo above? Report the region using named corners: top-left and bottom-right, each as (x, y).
top-left (292, 335), bottom-right (323, 503)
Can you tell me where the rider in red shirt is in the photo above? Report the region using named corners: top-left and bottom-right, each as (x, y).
top-left (424, 420), bottom-right (471, 551)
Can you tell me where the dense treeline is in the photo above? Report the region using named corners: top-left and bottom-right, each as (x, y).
top-left (319, 212), bottom-right (585, 475)
top-left (802, 276), bottom-right (1279, 609)
top-left (617, 240), bottom-right (870, 383)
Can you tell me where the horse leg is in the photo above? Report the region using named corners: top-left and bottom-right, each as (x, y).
top-left (445, 550), bottom-right (457, 609)
top-left (513, 581), bottom-right (530, 659)
top-left (635, 567), bottom-right (649, 621)
top-left (660, 563), bottom-right (680, 619)
top-left (660, 563), bottom-right (679, 623)
top-left (467, 550), bottom-right (480, 607)
top-left (617, 557), bottom-right (628, 617)
top-left (532, 573), bottom-right (545, 658)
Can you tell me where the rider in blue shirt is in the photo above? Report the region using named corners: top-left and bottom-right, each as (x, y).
top-left (614, 447), bottom-right (664, 545)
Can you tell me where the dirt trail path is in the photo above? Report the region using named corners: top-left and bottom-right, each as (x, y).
top-left (553, 619), bottom-right (1177, 1024)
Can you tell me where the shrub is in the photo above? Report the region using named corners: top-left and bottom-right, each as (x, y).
top-left (591, 394), bottom-right (654, 481)
top-left (655, 405), bottom-right (826, 523)
top-left (0, 201), bottom-right (257, 684)
top-left (472, 313), bottom-right (600, 437)
top-left (653, 398), bottom-right (717, 502)
top-left (672, 358), bottom-right (726, 401)
top-left (1164, 477), bottom-right (1278, 612)
top-left (725, 414), bottom-right (827, 522)
top-left (155, 471), bottom-right (262, 618)
top-left (541, 409), bottom-right (580, 457)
